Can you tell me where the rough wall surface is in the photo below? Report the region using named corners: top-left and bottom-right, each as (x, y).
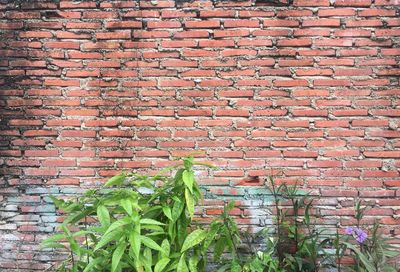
top-left (0, 0), bottom-right (399, 270)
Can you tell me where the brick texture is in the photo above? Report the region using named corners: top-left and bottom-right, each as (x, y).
top-left (0, 0), bottom-right (399, 270)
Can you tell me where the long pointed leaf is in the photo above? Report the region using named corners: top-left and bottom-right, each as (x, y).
top-left (112, 242), bottom-right (127, 272)
top-left (181, 229), bottom-right (207, 253)
top-left (185, 188), bottom-right (194, 219)
top-left (97, 205), bottom-right (110, 227)
top-left (155, 257), bottom-right (170, 272)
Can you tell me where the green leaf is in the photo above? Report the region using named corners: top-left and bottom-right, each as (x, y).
top-left (181, 229), bottom-right (207, 252)
top-left (104, 216), bottom-right (131, 236)
top-left (214, 238), bottom-right (226, 261)
top-left (41, 242), bottom-right (66, 249)
top-left (104, 173), bottom-right (126, 187)
top-left (225, 201), bottom-right (235, 213)
top-left (97, 205), bottom-right (110, 227)
top-left (140, 218), bottom-right (165, 226)
top-left (172, 200), bottom-right (184, 222)
top-left (161, 239), bottom-right (170, 258)
top-left (129, 231), bottom-right (141, 259)
top-left (82, 258), bottom-right (101, 272)
top-left (112, 242), bottom-right (127, 272)
top-left (49, 195), bottom-right (65, 208)
top-left (185, 188), bottom-right (194, 219)
top-left (343, 242), bottom-right (375, 272)
top-left (177, 254), bottom-right (188, 272)
top-left (188, 255), bottom-right (198, 272)
top-left (142, 248), bottom-right (153, 272)
top-left (120, 198), bottom-right (133, 216)
top-left (141, 235), bottom-right (163, 252)
top-left (155, 257), bottom-right (170, 272)
top-left (231, 259), bottom-right (242, 272)
top-left (162, 206), bottom-right (173, 221)
top-left (41, 233), bottom-right (65, 244)
top-left (94, 230), bottom-right (122, 251)
top-left (182, 170), bottom-right (194, 193)
top-left (202, 222), bottom-right (221, 252)
top-left (141, 224), bottom-right (164, 232)
top-left (67, 236), bottom-right (80, 256)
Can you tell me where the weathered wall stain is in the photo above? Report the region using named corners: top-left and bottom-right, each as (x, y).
top-left (0, 0), bottom-right (399, 270)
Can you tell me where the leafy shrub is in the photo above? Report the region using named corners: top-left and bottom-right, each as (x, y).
top-left (334, 200), bottom-right (399, 272)
top-left (42, 156), bottom-right (215, 272)
top-left (214, 177), bottom-right (330, 272)
top-left (43, 158), bottom-right (399, 272)
top-left (210, 179), bottom-right (399, 272)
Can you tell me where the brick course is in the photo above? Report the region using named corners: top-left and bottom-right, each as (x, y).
top-left (0, 0), bottom-right (399, 270)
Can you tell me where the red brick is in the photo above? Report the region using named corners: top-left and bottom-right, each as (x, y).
top-left (346, 19), bottom-right (383, 27)
top-left (274, 79), bottom-right (309, 87)
top-left (60, 1), bottom-right (96, 8)
top-left (318, 8), bottom-right (356, 16)
top-left (284, 150), bottom-right (318, 158)
top-left (359, 9), bottom-right (396, 17)
top-left (224, 19), bottom-right (259, 28)
top-left (335, 0), bottom-right (372, 6)
top-left (200, 79), bottom-right (233, 87)
top-left (178, 109), bottom-right (212, 116)
top-left (294, 0), bottom-right (330, 6)
top-left (364, 151), bottom-right (400, 158)
top-left (24, 168), bottom-right (58, 176)
top-left (254, 109), bottom-right (287, 116)
top-left (0, 22), bottom-right (24, 29)
top-left (96, 31), bottom-right (131, 40)
top-left (159, 141), bottom-right (195, 148)
top-left (161, 40), bottom-right (197, 48)
top-left (352, 119), bottom-right (388, 127)
top-left (159, 80), bottom-right (195, 87)
top-left (23, 130), bottom-right (58, 137)
top-left (0, 150), bottom-right (21, 157)
top-left (105, 21), bottom-right (142, 29)
top-left (161, 10), bottom-right (196, 18)
top-left (199, 40), bottom-right (235, 48)
top-left (303, 19), bottom-right (340, 27)
top-left (162, 59), bottom-right (197, 67)
top-left (315, 39), bottom-right (353, 47)
top-left (64, 109), bottom-right (99, 116)
top-left (65, 22), bottom-right (101, 29)
top-left (310, 140), bottom-right (346, 147)
top-left (185, 20), bottom-right (220, 28)
top-left (335, 29), bottom-right (371, 37)
top-left (60, 130), bottom-right (96, 138)
top-left (82, 11), bottom-right (118, 19)
top-left (292, 109), bottom-right (328, 117)
top-left (200, 10), bottom-right (235, 17)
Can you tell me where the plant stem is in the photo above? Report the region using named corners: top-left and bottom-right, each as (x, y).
top-left (84, 216), bottom-right (89, 265)
top-left (224, 216), bottom-right (240, 261)
top-left (270, 178), bottom-right (284, 267)
top-left (70, 248), bottom-right (75, 269)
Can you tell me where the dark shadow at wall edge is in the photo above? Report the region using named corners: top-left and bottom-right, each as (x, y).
top-left (0, 0), bottom-right (64, 271)
top-left (0, 1), bottom-right (145, 271)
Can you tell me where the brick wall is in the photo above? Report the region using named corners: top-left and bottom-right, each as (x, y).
top-left (0, 0), bottom-right (399, 270)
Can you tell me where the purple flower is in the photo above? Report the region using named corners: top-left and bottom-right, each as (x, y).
top-left (345, 227), bottom-right (353, 235)
top-left (354, 228), bottom-right (367, 244)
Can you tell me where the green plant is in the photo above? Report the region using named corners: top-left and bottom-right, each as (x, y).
top-left (207, 201), bottom-right (242, 272)
top-left (209, 203), bottom-right (282, 272)
top-left (268, 177), bottom-right (330, 272)
top-left (241, 229), bottom-right (283, 272)
top-left (42, 160), bottom-right (400, 272)
top-left (210, 177), bottom-right (331, 272)
top-left (42, 156), bottom-right (216, 272)
top-left (338, 200), bottom-right (400, 272)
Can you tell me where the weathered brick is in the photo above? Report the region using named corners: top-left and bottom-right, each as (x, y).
top-left (1, 2), bottom-right (399, 270)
